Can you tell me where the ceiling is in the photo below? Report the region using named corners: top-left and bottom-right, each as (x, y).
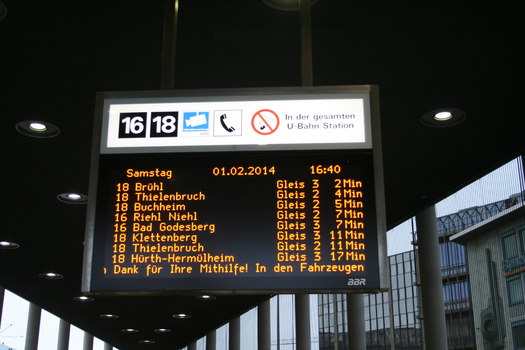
top-left (1, 0), bottom-right (524, 348)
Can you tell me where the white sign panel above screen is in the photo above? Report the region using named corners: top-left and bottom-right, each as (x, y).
top-left (101, 89), bottom-right (372, 154)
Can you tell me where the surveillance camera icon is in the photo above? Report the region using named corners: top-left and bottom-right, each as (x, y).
top-left (185, 113), bottom-right (208, 127)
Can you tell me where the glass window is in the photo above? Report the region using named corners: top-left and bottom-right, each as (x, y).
top-left (390, 263), bottom-right (397, 276)
top-left (520, 227), bottom-right (525, 252)
top-left (377, 317), bottom-right (384, 329)
top-left (377, 303), bottom-right (383, 318)
top-left (443, 284), bottom-right (452, 302)
top-left (502, 231), bottom-right (520, 259)
top-left (397, 274), bottom-right (405, 288)
top-left (93, 338), bottom-right (110, 350)
top-left (403, 312), bottom-right (410, 327)
top-left (392, 289), bottom-right (398, 301)
top-left (507, 275), bottom-right (524, 305)
top-left (69, 325), bottom-right (85, 349)
top-left (407, 312), bottom-right (415, 326)
top-left (399, 299), bottom-right (406, 315)
top-left (394, 314), bottom-right (400, 327)
top-left (441, 244), bottom-right (447, 267)
top-left (216, 323), bottom-right (228, 350)
top-left (240, 307), bottom-right (257, 349)
top-left (405, 272), bottom-right (413, 286)
top-left (393, 301), bottom-right (399, 315)
top-left (512, 321), bottom-right (525, 350)
top-left (406, 299), bottom-right (414, 313)
top-left (392, 276), bottom-right (398, 289)
top-left (0, 290), bottom-right (29, 350)
top-left (196, 337), bottom-right (206, 350)
top-left (459, 281), bottom-right (470, 300)
top-left (370, 305), bottom-right (376, 318)
top-left (404, 260), bottom-right (412, 273)
top-left (365, 319), bottom-right (371, 332)
top-left (38, 309), bottom-right (60, 349)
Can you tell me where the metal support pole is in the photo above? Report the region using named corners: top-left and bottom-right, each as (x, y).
top-left (277, 296), bottom-right (281, 350)
top-left (258, 299), bottom-right (271, 350)
top-left (299, 0), bottom-right (313, 86)
top-left (0, 285), bottom-right (4, 326)
top-left (104, 342), bottom-right (113, 350)
top-left (346, 294), bottom-right (366, 350)
top-left (83, 332), bottom-right (94, 350)
top-left (206, 330), bottom-right (216, 350)
top-left (24, 302), bottom-right (41, 350)
top-left (297, 0), bottom-right (313, 347)
top-left (295, 294), bottom-right (311, 350)
top-left (161, 0), bottom-right (179, 89)
top-left (57, 319), bottom-right (70, 350)
top-left (228, 317), bottom-right (240, 350)
top-left (387, 287), bottom-right (396, 350)
top-left (519, 153), bottom-right (525, 202)
top-left (416, 205), bottom-right (448, 350)
top-left (333, 295), bottom-right (339, 350)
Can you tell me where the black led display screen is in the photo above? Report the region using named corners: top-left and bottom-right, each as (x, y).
top-left (88, 150), bottom-right (380, 292)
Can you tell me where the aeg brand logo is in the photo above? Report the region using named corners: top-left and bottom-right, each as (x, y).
top-left (118, 112), bottom-right (178, 139)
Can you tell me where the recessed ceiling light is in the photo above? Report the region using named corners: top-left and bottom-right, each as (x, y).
top-left (0, 241), bottom-right (20, 249)
top-left (15, 120), bottom-right (60, 138)
top-left (39, 272), bottom-right (64, 279)
top-left (73, 296), bottom-right (94, 302)
top-left (421, 108), bottom-right (466, 127)
top-left (0, 1), bottom-right (7, 21)
top-left (195, 295), bottom-right (216, 301)
top-left (122, 328), bottom-right (140, 333)
top-left (99, 314), bottom-right (119, 320)
top-left (57, 193), bottom-right (88, 204)
top-left (154, 328), bottom-right (172, 333)
top-left (172, 313), bottom-right (191, 319)
top-left (262, 0), bottom-right (319, 11)
top-left (29, 122), bottom-right (47, 131)
top-left (434, 111), bottom-right (452, 121)
top-left (138, 339), bottom-right (155, 345)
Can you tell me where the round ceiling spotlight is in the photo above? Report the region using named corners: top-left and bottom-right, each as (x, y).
top-left (39, 272), bottom-right (64, 280)
top-left (139, 340), bottom-right (155, 345)
top-left (122, 328), bottom-right (140, 334)
top-left (262, 0), bottom-right (319, 11)
top-left (57, 193), bottom-right (88, 204)
top-left (172, 313), bottom-right (191, 319)
top-left (420, 108), bottom-right (466, 128)
top-left (99, 314), bottom-right (119, 320)
top-left (434, 111), bottom-right (452, 121)
top-left (73, 296), bottom-right (94, 302)
top-left (195, 295), bottom-right (216, 301)
top-left (153, 328), bottom-right (172, 333)
top-left (0, 241), bottom-right (20, 249)
top-left (0, 1), bottom-right (7, 21)
top-left (15, 120), bottom-right (60, 138)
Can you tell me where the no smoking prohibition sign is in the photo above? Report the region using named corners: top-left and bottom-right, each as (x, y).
top-left (251, 109), bottom-right (280, 135)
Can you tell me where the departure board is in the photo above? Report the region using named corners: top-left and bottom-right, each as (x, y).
top-left (82, 86), bottom-right (388, 294)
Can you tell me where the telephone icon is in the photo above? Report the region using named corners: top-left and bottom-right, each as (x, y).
top-left (220, 114), bottom-right (235, 133)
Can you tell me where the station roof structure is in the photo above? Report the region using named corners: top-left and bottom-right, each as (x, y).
top-left (1, 0), bottom-right (524, 348)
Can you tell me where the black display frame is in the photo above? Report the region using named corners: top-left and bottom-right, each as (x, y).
top-left (82, 85), bottom-right (388, 295)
